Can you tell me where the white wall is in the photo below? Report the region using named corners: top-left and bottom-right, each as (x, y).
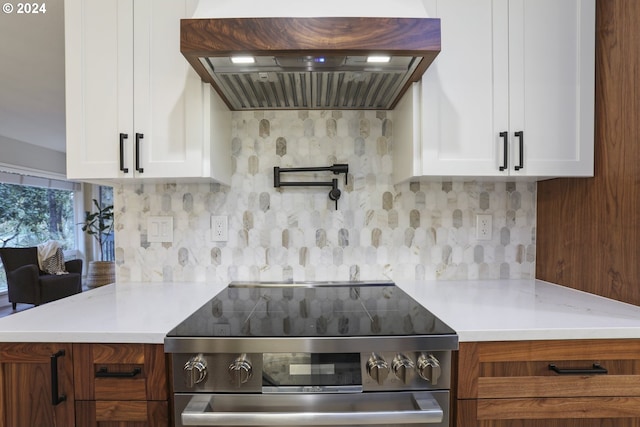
top-left (0, 135), bottom-right (67, 179)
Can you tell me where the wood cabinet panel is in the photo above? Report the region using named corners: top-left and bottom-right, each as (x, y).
top-left (95, 377), bottom-right (147, 400)
top-left (74, 343), bottom-right (167, 401)
top-left (476, 397), bottom-right (640, 420)
top-left (144, 343), bottom-right (169, 401)
top-left (479, 375), bottom-right (640, 398)
top-left (92, 343), bottom-right (145, 364)
top-left (0, 343), bottom-right (75, 427)
top-left (536, 0), bottom-right (640, 307)
top-left (76, 400), bottom-right (168, 427)
top-left (456, 340), bottom-right (640, 426)
top-left (95, 401), bottom-right (148, 422)
top-left (73, 343), bottom-right (169, 426)
top-left (457, 400), bottom-right (640, 427)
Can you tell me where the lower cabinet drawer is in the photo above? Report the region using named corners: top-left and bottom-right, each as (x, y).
top-left (95, 376), bottom-right (147, 400)
top-left (477, 397), bottom-right (640, 419)
top-left (457, 399), bottom-right (640, 427)
top-left (76, 400), bottom-right (169, 426)
top-left (455, 339), bottom-right (640, 426)
top-left (73, 343), bottom-right (170, 427)
top-left (73, 343), bottom-right (168, 400)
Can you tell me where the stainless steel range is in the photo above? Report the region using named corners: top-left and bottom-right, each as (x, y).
top-left (165, 281), bottom-right (458, 427)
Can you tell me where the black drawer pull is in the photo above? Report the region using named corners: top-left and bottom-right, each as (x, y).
top-left (135, 132), bottom-right (144, 173)
top-left (50, 350), bottom-right (67, 405)
top-left (95, 367), bottom-right (142, 378)
top-left (119, 133), bottom-right (129, 173)
top-left (549, 363), bottom-right (608, 375)
top-left (514, 130), bottom-right (524, 171)
top-left (499, 131), bottom-right (508, 171)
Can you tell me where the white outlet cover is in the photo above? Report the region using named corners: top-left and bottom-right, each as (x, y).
top-left (476, 214), bottom-right (492, 241)
top-left (211, 215), bottom-right (229, 242)
top-left (147, 216), bottom-right (173, 243)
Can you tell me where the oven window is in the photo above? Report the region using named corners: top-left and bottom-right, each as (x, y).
top-left (262, 353), bottom-right (361, 387)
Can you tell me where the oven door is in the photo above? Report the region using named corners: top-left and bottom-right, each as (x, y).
top-left (174, 391), bottom-right (449, 427)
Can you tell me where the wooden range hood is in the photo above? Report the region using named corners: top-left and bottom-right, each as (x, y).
top-left (180, 17), bottom-right (441, 111)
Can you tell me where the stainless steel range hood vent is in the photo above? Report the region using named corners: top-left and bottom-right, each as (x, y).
top-left (200, 55), bottom-right (422, 110)
top-left (181, 17), bottom-right (441, 111)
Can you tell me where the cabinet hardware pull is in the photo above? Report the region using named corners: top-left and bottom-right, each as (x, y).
top-left (95, 367), bottom-right (142, 378)
top-left (135, 133), bottom-right (144, 173)
top-left (549, 363), bottom-right (608, 375)
top-left (514, 131), bottom-right (524, 170)
top-left (499, 131), bottom-right (508, 171)
top-left (50, 350), bottom-right (67, 406)
top-left (119, 133), bottom-right (129, 173)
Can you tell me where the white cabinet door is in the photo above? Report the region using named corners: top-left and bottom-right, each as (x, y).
top-left (65, 0), bottom-right (133, 180)
top-left (406, 0), bottom-right (594, 180)
top-left (132, 0), bottom-right (206, 178)
top-left (509, 0), bottom-right (595, 177)
top-left (419, 0), bottom-right (509, 177)
top-left (65, 0), bottom-right (230, 182)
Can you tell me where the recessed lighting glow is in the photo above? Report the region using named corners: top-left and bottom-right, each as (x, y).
top-left (367, 55), bottom-right (391, 63)
top-left (231, 56), bottom-right (255, 64)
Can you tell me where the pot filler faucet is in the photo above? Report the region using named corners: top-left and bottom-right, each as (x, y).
top-left (273, 163), bottom-right (349, 209)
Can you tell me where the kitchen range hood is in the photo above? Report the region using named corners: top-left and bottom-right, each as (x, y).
top-left (181, 16), bottom-right (440, 111)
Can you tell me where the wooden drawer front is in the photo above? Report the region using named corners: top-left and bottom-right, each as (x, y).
top-left (457, 400), bottom-right (640, 427)
top-left (74, 343), bottom-right (168, 401)
top-left (95, 376), bottom-right (147, 400)
top-left (96, 401), bottom-right (148, 422)
top-left (477, 397), bottom-right (640, 420)
top-left (76, 400), bottom-right (169, 426)
top-left (93, 344), bottom-right (145, 364)
top-left (478, 360), bottom-right (640, 398)
top-left (458, 340), bottom-right (640, 399)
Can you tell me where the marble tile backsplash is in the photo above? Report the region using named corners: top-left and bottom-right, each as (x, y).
top-left (114, 110), bottom-right (536, 283)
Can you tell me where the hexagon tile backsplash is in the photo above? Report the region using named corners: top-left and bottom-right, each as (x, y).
top-left (114, 110), bottom-right (536, 283)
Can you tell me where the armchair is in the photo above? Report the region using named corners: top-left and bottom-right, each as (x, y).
top-left (0, 247), bottom-right (83, 310)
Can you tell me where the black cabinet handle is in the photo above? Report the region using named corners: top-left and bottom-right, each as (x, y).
top-left (499, 131), bottom-right (508, 171)
top-left (119, 133), bottom-right (129, 173)
top-left (50, 350), bottom-right (67, 406)
top-left (549, 363), bottom-right (608, 375)
top-left (135, 133), bottom-right (144, 173)
top-left (95, 367), bottom-right (142, 378)
top-left (514, 131), bottom-right (524, 171)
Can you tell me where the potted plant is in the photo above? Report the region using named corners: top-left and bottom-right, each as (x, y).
top-left (80, 199), bottom-right (115, 288)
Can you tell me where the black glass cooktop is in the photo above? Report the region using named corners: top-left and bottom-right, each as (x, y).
top-left (167, 281), bottom-right (456, 338)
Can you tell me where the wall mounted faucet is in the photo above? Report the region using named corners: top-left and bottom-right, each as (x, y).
top-left (273, 164), bottom-right (349, 210)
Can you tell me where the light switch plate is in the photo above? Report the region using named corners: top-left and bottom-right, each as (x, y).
top-left (147, 216), bottom-right (173, 243)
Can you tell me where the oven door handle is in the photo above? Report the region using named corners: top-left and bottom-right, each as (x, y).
top-left (181, 392), bottom-right (444, 426)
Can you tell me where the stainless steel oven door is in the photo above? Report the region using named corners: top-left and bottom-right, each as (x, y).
top-left (174, 391), bottom-right (449, 427)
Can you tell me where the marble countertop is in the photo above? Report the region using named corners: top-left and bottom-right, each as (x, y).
top-left (395, 279), bottom-right (640, 342)
top-left (0, 279), bottom-right (639, 343)
top-left (0, 281), bottom-right (225, 343)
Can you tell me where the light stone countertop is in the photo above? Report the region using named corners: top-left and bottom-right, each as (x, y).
top-left (395, 279), bottom-right (640, 342)
top-left (0, 279), bottom-right (639, 343)
top-left (0, 281), bottom-right (225, 343)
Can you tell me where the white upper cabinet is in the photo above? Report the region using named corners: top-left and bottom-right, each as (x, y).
top-left (394, 0), bottom-right (595, 182)
top-left (64, 0), bottom-right (231, 183)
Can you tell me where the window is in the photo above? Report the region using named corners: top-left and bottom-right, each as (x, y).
top-left (0, 173), bottom-right (79, 293)
top-left (98, 185), bottom-right (114, 262)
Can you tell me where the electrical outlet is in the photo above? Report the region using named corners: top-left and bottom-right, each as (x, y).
top-left (476, 214), bottom-right (492, 241)
top-left (211, 215), bottom-right (228, 242)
